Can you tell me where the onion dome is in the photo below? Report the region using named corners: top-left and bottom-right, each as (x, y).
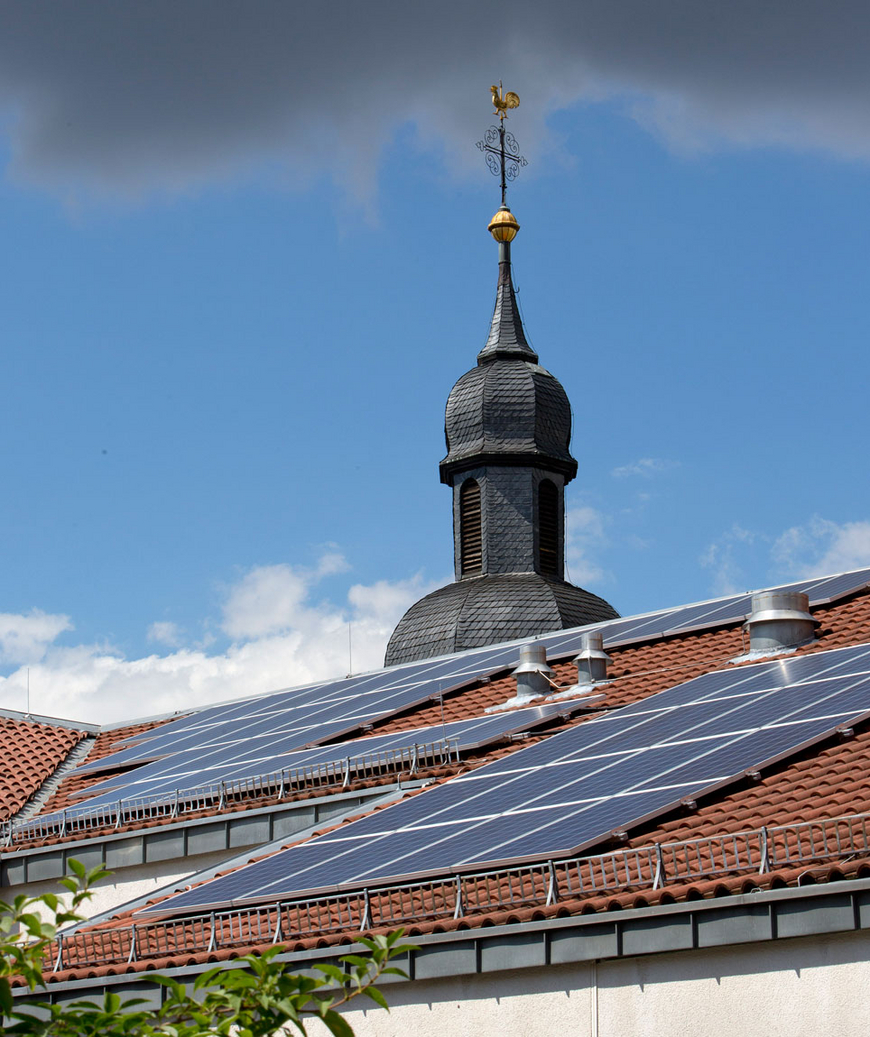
top-left (440, 359), bottom-right (577, 482)
top-left (385, 573), bottom-right (618, 666)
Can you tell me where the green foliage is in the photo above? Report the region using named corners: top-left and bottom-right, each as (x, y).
top-left (1, 863), bottom-right (414, 1036)
top-left (0, 859), bottom-right (109, 1018)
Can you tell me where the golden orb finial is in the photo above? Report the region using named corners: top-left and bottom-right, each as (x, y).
top-left (488, 205), bottom-right (520, 243)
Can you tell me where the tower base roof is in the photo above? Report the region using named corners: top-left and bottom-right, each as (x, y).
top-left (385, 573), bottom-right (619, 667)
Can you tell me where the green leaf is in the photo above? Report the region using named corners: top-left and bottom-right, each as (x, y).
top-left (151, 975), bottom-right (186, 995)
top-left (67, 858), bottom-right (87, 879)
top-left (381, 966), bottom-right (410, 978)
top-left (314, 963), bottom-right (348, 984)
top-left (1, 863), bottom-right (410, 1037)
top-left (338, 954), bottom-right (370, 968)
top-left (362, 986), bottom-right (390, 1010)
top-left (319, 1011), bottom-right (356, 1037)
top-left (193, 965), bottom-right (226, 989)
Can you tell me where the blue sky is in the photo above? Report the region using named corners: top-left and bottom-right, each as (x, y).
top-left (2, 2), bottom-right (870, 722)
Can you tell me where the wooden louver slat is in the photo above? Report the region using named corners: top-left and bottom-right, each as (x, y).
top-left (460, 479), bottom-right (482, 575)
top-left (538, 479), bottom-right (559, 576)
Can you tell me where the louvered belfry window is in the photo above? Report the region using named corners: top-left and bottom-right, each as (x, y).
top-left (538, 479), bottom-right (559, 575)
top-left (460, 479), bottom-right (483, 575)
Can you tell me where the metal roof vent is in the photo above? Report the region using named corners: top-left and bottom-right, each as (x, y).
top-left (745, 591), bottom-right (817, 652)
top-left (512, 643), bottom-right (554, 699)
top-left (574, 631), bottom-right (611, 684)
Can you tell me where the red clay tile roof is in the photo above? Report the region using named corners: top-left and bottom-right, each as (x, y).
top-left (84, 718), bottom-right (177, 764)
top-left (38, 838), bottom-right (870, 985)
top-left (13, 587), bottom-right (870, 982)
top-left (41, 717), bottom-right (176, 813)
top-left (11, 591), bottom-right (869, 850)
top-left (0, 716), bottom-right (86, 821)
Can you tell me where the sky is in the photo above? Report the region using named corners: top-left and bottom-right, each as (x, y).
top-left (3, 1), bottom-right (870, 724)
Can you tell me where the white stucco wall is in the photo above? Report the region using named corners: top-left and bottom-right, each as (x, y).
top-left (313, 929), bottom-right (870, 1037)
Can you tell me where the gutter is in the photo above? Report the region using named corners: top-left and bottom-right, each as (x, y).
top-left (1, 783), bottom-right (415, 887)
top-left (23, 873), bottom-right (870, 1003)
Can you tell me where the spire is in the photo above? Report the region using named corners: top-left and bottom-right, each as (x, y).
top-left (474, 96), bottom-right (535, 364)
top-left (477, 222), bottom-right (538, 364)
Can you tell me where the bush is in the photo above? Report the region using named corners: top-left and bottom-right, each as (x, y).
top-left (1, 861), bottom-right (413, 1037)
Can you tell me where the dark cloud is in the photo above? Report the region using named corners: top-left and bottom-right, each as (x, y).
top-left (1, 1), bottom-right (868, 199)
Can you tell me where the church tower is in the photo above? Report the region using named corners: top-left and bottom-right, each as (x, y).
top-left (385, 93), bottom-right (618, 666)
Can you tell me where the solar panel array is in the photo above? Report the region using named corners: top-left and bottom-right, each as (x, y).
top-left (65, 700), bottom-right (582, 815)
top-left (148, 641), bottom-right (870, 916)
top-left (543, 568), bottom-right (870, 655)
top-left (78, 646), bottom-right (528, 777)
top-left (71, 568), bottom-right (870, 828)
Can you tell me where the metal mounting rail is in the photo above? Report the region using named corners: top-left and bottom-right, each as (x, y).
top-left (44, 810), bottom-right (870, 973)
top-left (3, 739), bottom-right (460, 848)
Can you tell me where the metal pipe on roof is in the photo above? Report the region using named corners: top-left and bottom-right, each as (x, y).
top-left (573, 631), bottom-right (611, 684)
top-left (744, 591), bottom-right (818, 652)
top-left (512, 643), bottom-right (554, 699)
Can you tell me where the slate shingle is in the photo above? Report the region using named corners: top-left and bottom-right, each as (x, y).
top-left (385, 573), bottom-right (619, 665)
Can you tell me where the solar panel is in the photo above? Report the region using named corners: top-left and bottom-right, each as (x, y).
top-left (805, 571), bottom-right (870, 603)
top-left (76, 567), bottom-right (870, 820)
top-left (585, 567), bottom-right (870, 650)
top-left (80, 645), bottom-right (522, 774)
top-left (56, 700), bottom-right (584, 822)
top-left (144, 640), bottom-right (870, 916)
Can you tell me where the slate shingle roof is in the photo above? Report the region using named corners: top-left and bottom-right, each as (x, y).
top-left (385, 572), bottom-right (619, 665)
top-left (393, 234), bottom-right (619, 666)
top-left (441, 359), bottom-right (577, 478)
top-left (476, 251), bottom-right (538, 363)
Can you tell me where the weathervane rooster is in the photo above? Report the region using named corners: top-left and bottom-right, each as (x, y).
top-left (491, 83), bottom-right (520, 120)
top-left (477, 83), bottom-right (527, 206)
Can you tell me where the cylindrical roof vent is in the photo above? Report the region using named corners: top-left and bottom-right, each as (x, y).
top-left (512, 643), bottom-right (554, 699)
top-left (574, 631), bottom-right (611, 684)
top-left (745, 591), bottom-right (817, 652)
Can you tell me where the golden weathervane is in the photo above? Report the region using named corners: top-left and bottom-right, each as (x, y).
top-left (477, 84), bottom-right (527, 212)
top-left (491, 83), bottom-right (521, 120)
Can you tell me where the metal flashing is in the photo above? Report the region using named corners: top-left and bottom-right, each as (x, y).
top-left (24, 876), bottom-right (870, 1001)
top-left (0, 784), bottom-right (409, 887)
top-left (0, 708), bottom-right (98, 733)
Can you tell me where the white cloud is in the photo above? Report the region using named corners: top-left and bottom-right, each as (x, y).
top-left (772, 517), bottom-right (870, 578)
top-left (146, 621), bottom-right (185, 648)
top-left (566, 504), bottom-right (608, 585)
top-left (700, 524), bottom-right (759, 596)
top-left (315, 550), bottom-right (351, 578)
top-left (0, 610), bottom-right (72, 666)
top-left (611, 458), bottom-right (679, 479)
top-left (0, 555), bottom-right (442, 725)
top-left (348, 575), bottom-right (436, 623)
top-left (701, 515), bottom-right (870, 599)
top-left (221, 564), bottom-right (314, 640)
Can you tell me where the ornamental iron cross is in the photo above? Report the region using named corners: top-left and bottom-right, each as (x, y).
top-left (476, 83), bottom-right (527, 206)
